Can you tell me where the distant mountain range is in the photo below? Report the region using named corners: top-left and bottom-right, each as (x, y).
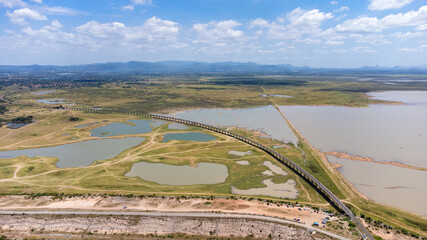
top-left (0, 61), bottom-right (426, 74)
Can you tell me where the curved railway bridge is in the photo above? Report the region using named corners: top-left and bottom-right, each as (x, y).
top-left (62, 106), bottom-right (372, 240)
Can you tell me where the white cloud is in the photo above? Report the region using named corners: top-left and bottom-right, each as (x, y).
top-left (44, 6), bottom-right (78, 15)
top-left (286, 8), bottom-right (334, 38)
top-left (336, 17), bottom-right (381, 33)
top-left (326, 40), bottom-right (344, 45)
top-left (369, 0), bottom-right (413, 11)
top-left (0, 0), bottom-right (26, 8)
top-left (18, 20), bottom-right (77, 49)
top-left (248, 18), bottom-right (287, 39)
top-left (295, 38), bottom-right (321, 44)
top-left (122, 5), bottom-right (134, 11)
top-left (381, 5), bottom-right (427, 27)
top-left (131, 0), bottom-right (152, 5)
top-left (351, 46), bottom-right (377, 53)
top-left (399, 45), bottom-right (427, 52)
top-left (390, 31), bottom-right (426, 39)
top-left (330, 1), bottom-right (338, 5)
top-left (76, 21), bottom-right (126, 38)
top-left (249, 18), bottom-right (270, 29)
top-left (334, 6), bottom-right (349, 12)
top-left (7, 8), bottom-right (47, 25)
top-left (76, 16), bottom-right (179, 44)
top-left (0, 16), bottom-right (182, 56)
top-left (30, 0), bottom-right (42, 3)
top-left (287, 7), bottom-right (333, 28)
top-left (248, 8), bottom-right (333, 40)
top-left (335, 5), bottom-right (427, 33)
top-left (356, 34), bottom-right (392, 44)
top-left (399, 47), bottom-right (417, 52)
top-left (416, 24), bottom-right (427, 31)
top-left (193, 20), bottom-right (244, 43)
top-left (123, 0), bottom-right (151, 12)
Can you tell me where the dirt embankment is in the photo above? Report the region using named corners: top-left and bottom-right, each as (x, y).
top-left (0, 214), bottom-right (337, 240)
top-left (0, 195), bottom-right (328, 226)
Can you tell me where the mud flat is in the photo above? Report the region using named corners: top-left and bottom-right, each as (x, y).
top-left (126, 162), bottom-right (228, 185)
top-left (229, 150), bottom-right (253, 156)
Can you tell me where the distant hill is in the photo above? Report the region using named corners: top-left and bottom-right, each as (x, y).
top-left (0, 61), bottom-right (426, 74)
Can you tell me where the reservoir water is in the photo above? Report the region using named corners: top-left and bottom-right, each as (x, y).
top-left (280, 91), bottom-right (427, 216)
top-left (91, 120), bottom-right (164, 137)
top-left (171, 105), bottom-right (298, 145)
top-left (0, 137), bottom-right (145, 168)
top-left (126, 162), bottom-right (228, 185)
top-left (280, 91), bottom-right (427, 168)
top-left (328, 155), bottom-right (427, 216)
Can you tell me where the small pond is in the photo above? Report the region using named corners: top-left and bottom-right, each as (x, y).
top-left (261, 94), bottom-right (293, 98)
top-left (231, 179), bottom-right (298, 199)
top-left (228, 150), bottom-right (253, 156)
top-left (37, 99), bottom-right (72, 104)
top-left (263, 161), bottom-right (287, 176)
top-left (5, 122), bottom-right (32, 129)
top-left (91, 120), bottom-right (164, 137)
top-left (162, 132), bottom-right (217, 143)
top-left (32, 91), bottom-right (56, 95)
top-left (0, 137), bottom-right (145, 168)
top-left (236, 160), bottom-right (250, 165)
top-left (126, 162), bottom-right (228, 185)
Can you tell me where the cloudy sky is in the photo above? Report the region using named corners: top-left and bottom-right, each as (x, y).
top-left (0, 0), bottom-right (426, 67)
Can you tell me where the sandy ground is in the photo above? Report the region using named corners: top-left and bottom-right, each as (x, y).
top-left (0, 195), bottom-right (332, 226)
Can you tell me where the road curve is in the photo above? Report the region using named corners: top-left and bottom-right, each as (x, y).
top-left (0, 210), bottom-right (349, 240)
top-left (60, 107), bottom-right (372, 240)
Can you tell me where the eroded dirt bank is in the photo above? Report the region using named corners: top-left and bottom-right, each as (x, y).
top-left (0, 195), bottom-right (328, 225)
top-left (0, 212), bottom-right (343, 240)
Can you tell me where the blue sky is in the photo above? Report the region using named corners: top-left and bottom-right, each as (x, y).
top-left (0, 0), bottom-right (426, 67)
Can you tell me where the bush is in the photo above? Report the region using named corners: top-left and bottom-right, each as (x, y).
top-left (0, 105), bottom-right (7, 114)
top-left (11, 115), bottom-right (33, 123)
top-left (69, 117), bottom-right (80, 121)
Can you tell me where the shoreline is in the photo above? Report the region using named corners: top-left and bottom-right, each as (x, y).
top-left (325, 151), bottom-right (426, 171)
top-left (154, 99), bottom-right (404, 116)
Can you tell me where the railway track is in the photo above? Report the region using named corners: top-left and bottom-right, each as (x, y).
top-left (62, 106), bottom-right (373, 240)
